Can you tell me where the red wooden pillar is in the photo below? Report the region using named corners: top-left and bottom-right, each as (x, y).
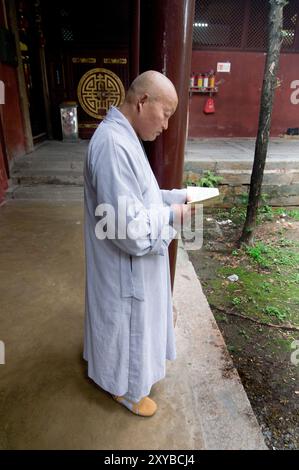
top-left (129, 0), bottom-right (140, 83)
top-left (0, 1), bottom-right (9, 203)
top-left (0, 113), bottom-right (9, 204)
top-left (140, 0), bottom-right (195, 287)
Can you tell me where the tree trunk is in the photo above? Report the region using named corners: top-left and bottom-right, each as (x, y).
top-left (239, 0), bottom-right (287, 246)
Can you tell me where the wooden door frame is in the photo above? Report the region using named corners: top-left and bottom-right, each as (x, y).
top-left (7, 0), bottom-right (34, 153)
top-left (7, 0), bottom-right (54, 149)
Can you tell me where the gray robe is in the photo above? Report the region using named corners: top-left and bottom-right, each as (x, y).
top-left (83, 106), bottom-right (186, 400)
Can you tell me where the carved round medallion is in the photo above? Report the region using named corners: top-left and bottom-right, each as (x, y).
top-left (77, 68), bottom-right (125, 119)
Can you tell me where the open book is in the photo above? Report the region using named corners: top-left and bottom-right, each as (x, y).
top-left (186, 186), bottom-right (220, 204)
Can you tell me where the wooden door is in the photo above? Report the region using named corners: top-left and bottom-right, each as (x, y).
top-left (69, 50), bottom-right (130, 139)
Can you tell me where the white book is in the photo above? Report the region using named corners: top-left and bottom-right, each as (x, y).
top-left (187, 186), bottom-right (219, 204)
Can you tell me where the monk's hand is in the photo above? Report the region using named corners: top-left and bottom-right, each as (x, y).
top-left (186, 187), bottom-right (194, 203)
top-left (171, 203), bottom-right (196, 226)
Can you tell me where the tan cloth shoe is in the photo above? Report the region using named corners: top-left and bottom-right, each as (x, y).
top-left (112, 395), bottom-right (157, 417)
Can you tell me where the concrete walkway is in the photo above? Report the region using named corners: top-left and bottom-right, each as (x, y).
top-left (185, 138), bottom-right (299, 206)
top-left (186, 137), bottom-right (299, 162)
top-left (0, 199), bottom-right (266, 449)
top-left (7, 137), bottom-right (299, 205)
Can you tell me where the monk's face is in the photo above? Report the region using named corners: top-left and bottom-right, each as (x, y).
top-left (137, 92), bottom-right (178, 141)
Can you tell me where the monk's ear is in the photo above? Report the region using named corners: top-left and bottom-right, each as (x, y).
top-left (138, 94), bottom-right (150, 110)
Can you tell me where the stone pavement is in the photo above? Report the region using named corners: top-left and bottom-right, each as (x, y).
top-left (185, 138), bottom-right (299, 206)
top-left (186, 137), bottom-right (299, 162)
top-left (0, 199), bottom-right (266, 449)
top-left (7, 138), bottom-right (299, 205)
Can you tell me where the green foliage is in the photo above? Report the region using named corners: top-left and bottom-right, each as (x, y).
top-left (221, 192), bottom-right (274, 224)
top-left (215, 314), bottom-right (228, 323)
top-left (246, 244), bottom-right (269, 266)
top-left (264, 306), bottom-right (287, 321)
top-left (225, 195), bottom-right (297, 225)
top-left (245, 241), bottom-right (299, 269)
top-left (261, 281), bottom-right (271, 292)
top-left (239, 329), bottom-right (250, 340)
top-left (289, 273), bottom-right (299, 284)
top-left (239, 192), bottom-right (249, 206)
top-left (199, 171), bottom-right (223, 188)
top-left (184, 171), bottom-right (223, 188)
top-left (258, 204), bottom-right (274, 221)
top-left (228, 206), bottom-right (247, 224)
top-left (207, 261), bottom-right (299, 327)
top-left (287, 209), bottom-right (299, 221)
top-left (273, 208), bottom-right (299, 221)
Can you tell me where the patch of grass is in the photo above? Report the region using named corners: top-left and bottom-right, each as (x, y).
top-left (288, 273), bottom-right (299, 284)
top-left (274, 208), bottom-right (299, 221)
top-left (246, 244), bottom-right (269, 266)
top-left (215, 314), bottom-right (228, 323)
top-left (218, 202), bottom-right (299, 227)
top-left (232, 296), bottom-right (242, 305)
top-left (261, 281), bottom-right (272, 292)
top-left (199, 207), bottom-right (299, 329)
top-left (245, 241), bottom-right (299, 269)
top-left (220, 203), bottom-right (274, 225)
top-left (287, 209), bottom-right (299, 220)
top-left (264, 306), bottom-right (288, 322)
top-left (209, 205), bottom-right (299, 228)
top-left (207, 264), bottom-right (299, 326)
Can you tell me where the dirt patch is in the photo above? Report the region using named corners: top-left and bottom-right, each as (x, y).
top-left (188, 212), bottom-right (299, 450)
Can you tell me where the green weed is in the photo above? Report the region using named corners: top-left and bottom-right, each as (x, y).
top-left (184, 171), bottom-right (223, 188)
top-left (232, 297), bottom-right (242, 305)
top-left (264, 306), bottom-right (288, 321)
top-left (239, 329), bottom-right (250, 340)
top-left (245, 242), bottom-right (299, 269)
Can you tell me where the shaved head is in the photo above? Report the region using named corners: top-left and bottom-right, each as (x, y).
top-left (126, 70), bottom-right (178, 104)
top-left (119, 70), bottom-right (178, 141)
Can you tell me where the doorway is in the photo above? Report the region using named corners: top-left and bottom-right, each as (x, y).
top-left (42, 0), bottom-right (133, 139)
top-left (16, 0), bottom-right (47, 143)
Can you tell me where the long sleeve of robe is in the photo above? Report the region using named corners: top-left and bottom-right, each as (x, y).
top-left (83, 106), bottom-right (187, 400)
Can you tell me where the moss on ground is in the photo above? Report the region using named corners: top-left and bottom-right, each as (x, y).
top-left (205, 214), bottom-right (299, 327)
top-left (207, 265), bottom-right (299, 326)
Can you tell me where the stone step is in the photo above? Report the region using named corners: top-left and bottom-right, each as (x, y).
top-left (7, 138), bottom-right (299, 206)
top-left (6, 184), bottom-right (84, 201)
top-left (11, 170), bottom-right (84, 186)
top-left (11, 161), bottom-right (84, 172)
top-left (185, 159), bottom-right (299, 170)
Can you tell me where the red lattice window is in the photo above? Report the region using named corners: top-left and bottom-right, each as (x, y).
top-left (193, 0), bottom-right (299, 52)
top-left (193, 0), bottom-right (245, 48)
top-left (281, 0), bottom-right (299, 49)
top-left (245, 0), bottom-right (270, 50)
